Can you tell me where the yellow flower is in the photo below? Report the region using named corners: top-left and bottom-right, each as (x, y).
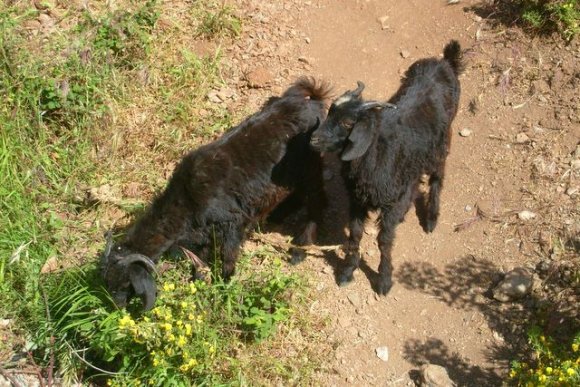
top-left (188, 358), bottom-right (197, 367)
top-left (168, 333), bottom-right (176, 341)
top-left (573, 343), bottom-right (579, 352)
top-left (143, 316), bottom-right (150, 322)
top-left (567, 368), bottom-right (576, 376)
top-left (539, 374), bottom-right (547, 383)
top-left (185, 323), bottom-right (192, 336)
top-left (166, 347), bottom-right (174, 356)
top-left (179, 364), bottom-right (189, 372)
top-left (181, 301), bottom-right (188, 309)
top-left (153, 357), bottom-right (160, 367)
top-left (188, 313), bottom-right (195, 321)
top-left (209, 345), bottom-right (216, 354)
top-left (177, 336), bottom-right (187, 347)
top-left (546, 367), bottom-right (553, 375)
top-left (163, 282), bottom-right (175, 292)
top-left (163, 322), bottom-right (172, 331)
top-left (189, 283), bottom-right (197, 294)
top-left (509, 370), bottom-right (517, 378)
top-left (176, 320), bottom-right (183, 327)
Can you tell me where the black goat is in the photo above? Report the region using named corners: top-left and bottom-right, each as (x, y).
top-left (102, 77), bottom-right (331, 310)
top-left (311, 40), bottom-right (463, 295)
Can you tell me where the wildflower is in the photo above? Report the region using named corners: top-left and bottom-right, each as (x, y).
top-left (153, 357), bottom-right (160, 367)
top-left (181, 301), bottom-right (188, 309)
top-left (163, 282), bottom-right (175, 292)
top-left (179, 363), bottom-right (189, 372)
top-left (573, 343), bottom-right (579, 352)
top-left (567, 368), bottom-right (576, 376)
top-left (546, 367), bottom-right (553, 375)
top-left (187, 358), bottom-right (198, 368)
top-left (119, 314), bottom-right (135, 328)
top-left (209, 345), bottom-right (216, 354)
top-left (168, 333), bottom-right (176, 341)
top-left (509, 370), bottom-right (517, 378)
top-left (189, 283), bottom-right (197, 294)
top-left (166, 347), bottom-right (174, 356)
top-left (107, 380), bottom-right (113, 386)
top-left (539, 374), bottom-right (547, 383)
top-left (188, 313), bottom-right (196, 321)
top-left (163, 322), bottom-right (172, 331)
top-left (185, 323), bottom-right (192, 336)
top-left (177, 336), bottom-right (187, 347)
top-left (143, 316), bottom-right (150, 323)
top-left (176, 320), bottom-right (183, 327)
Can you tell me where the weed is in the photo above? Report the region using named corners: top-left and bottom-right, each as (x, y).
top-left (194, 1), bottom-right (242, 39)
top-left (507, 0), bottom-right (580, 40)
top-left (509, 327), bottom-right (580, 386)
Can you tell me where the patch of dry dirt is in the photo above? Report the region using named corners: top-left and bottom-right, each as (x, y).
top-left (217, 0), bottom-right (579, 385)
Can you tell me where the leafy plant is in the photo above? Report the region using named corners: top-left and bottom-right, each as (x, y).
top-left (517, 0), bottom-right (579, 40)
top-left (194, 1), bottom-right (242, 38)
top-left (509, 327), bottom-right (580, 386)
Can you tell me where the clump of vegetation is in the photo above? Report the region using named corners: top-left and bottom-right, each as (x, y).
top-left (193, 0), bottom-right (242, 38)
top-left (33, 252), bottom-right (311, 385)
top-left (494, 0), bottom-right (580, 40)
top-left (509, 327), bottom-right (580, 386)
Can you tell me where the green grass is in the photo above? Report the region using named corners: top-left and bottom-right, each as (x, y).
top-left (0, 1), bottom-right (326, 384)
top-left (518, 0), bottom-right (579, 40)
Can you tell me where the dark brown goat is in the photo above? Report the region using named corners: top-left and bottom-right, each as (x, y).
top-left (311, 41), bottom-right (463, 295)
top-left (102, 77), bottom-right (331, 310)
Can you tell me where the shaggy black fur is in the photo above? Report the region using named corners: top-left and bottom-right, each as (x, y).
top-left (311, 40), bottom-right (463, 295)
top-left (102, 77), bottom-right (331, 310)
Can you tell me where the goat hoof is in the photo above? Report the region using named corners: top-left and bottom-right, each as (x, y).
top-left (376, 279), bottom-right (392, 295)
top-left (289, 247), bottom-right (306, 265)
top-left (424, 219), bottom-right (437, 233)
top-left (337, 272), bottom-right (354, 287)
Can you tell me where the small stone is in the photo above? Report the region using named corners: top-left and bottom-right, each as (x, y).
top-left (464, 205), bottom-right (472, 212)
top-left (448, 0), bottom-right (461, 4)
top-left (246, 67), bottom-right (273, 88)
top-left (566, 187), bottom-right (578, 196)
top-left (400, 50), bottom-right (410, 59)
top-left (305, 37), bottom-right (311, 44)
top-left (459, 128), bottom-right (472, 137)
top-left (515, 132), bottom-right (530, 144)
top-left (375, 346), bottom-right (389, 362)
top-left (207, 90), bottom-right (223, 104)
top-left (493, 267), bottom-right (534, 302)
top-left (347, 293), bottom-right (362, 308)
top-left (377, 16), bottom-right (390, 30)
top-left (518, 210), bottom-right (537, 221)
top-left (571, 159), bottom-right (580, 170)
top-left (420, 364), bottom-right (455, 387)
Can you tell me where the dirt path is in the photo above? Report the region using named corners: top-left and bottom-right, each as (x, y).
top-left (225, 0), bottom-right (579, 386)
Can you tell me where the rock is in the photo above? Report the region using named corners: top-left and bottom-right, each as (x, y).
top-left (246, 67), bottom-right (273, 88)
top-left (493, 267), bottom-right (534, 302)
top-left (571, 159), bottom-right (580, 170)
top-left (515, 132), bottom-right (530, 144)
top-left (298, 56), bottom-right (312, 65)
top-left (377, 16), bottom-right (390, 30)
top-left (41, 257), bottom-right (59, 274)
top-left (566, 187), bottom-right (578, 197)
top-left (400, 50), bottom-right (410, 59)
top-left (305, 37), bottom-right (311, 44)
top-left (420, 364), bottom-right (455, 386)
top-left (375, 346), bottom-right (389, 362)
top-left (518, 210), bottom-right (536, 221)
top-left (207, 90), bottom-right (223, 104)
top-left (347, 292), bottom-right (362, 308)
top-left (447, 0), bottom-right (461, 4)
top-left (459, 128), bottom-right (472, 137)
top-left (464, 205), bottom-right (472, 212)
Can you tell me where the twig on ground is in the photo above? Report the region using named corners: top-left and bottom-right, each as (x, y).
top-left (0, 367), bottom-right (23, 387)
top-left (251, 233), bottom-right (342, 255)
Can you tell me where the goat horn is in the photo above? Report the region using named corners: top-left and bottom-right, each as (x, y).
top-left (122, 254), bottom-right (157, 275)
top-left (361, 101), bottom-right (398, 110)
top-left (351, 81), bottom-right (365, 97)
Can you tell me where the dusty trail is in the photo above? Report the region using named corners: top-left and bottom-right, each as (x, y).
top-left (226, 0), bottom-right (578, 385)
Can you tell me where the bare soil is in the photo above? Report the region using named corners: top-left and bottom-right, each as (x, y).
top-left (221, 0), bottom-right (579, 386)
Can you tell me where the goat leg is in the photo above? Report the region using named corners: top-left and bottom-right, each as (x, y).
top-left (424, 167), bottom-right (445, 233)
top-left (338, 203), bottom-right (367, 286)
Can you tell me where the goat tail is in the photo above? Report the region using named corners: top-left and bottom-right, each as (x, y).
top-left (443, 40), bottom-right (463, 75)
top-left (284, 76), bottom-right (333, 103)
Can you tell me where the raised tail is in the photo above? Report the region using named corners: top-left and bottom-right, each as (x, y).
top-left (282, 76), bottom-right (333, 103)
top-left (443, 40), bottom-right (463, 76)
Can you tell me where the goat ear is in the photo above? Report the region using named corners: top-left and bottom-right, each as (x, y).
top-left (128, 263), bottom-right (157, 311)
top-left (341, 121), bottom-right (373, 161)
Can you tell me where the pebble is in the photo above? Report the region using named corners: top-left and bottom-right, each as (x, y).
top-left (305, 37), bottom-right (311, 44)
top-left (464, 205), bottom-right (472, 212)
top-left (571, 159), bottom-right (580, 170)
top-left (420, 364), bottom-right (455, 387)
top-left (377, 16), bottom-right (390, 30)
top-left (400, 50), bottom-right (410, 59)
top-left (492, 267), bottom-right (534, 302)
top-left (459, 128), bottom-right (472, 137)
top-left (518, 210), bottom-right (537, 221)
top-left (375, 346), bottom-right (389, 362)
top-left (515, 132), bottom-right (530, 144)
